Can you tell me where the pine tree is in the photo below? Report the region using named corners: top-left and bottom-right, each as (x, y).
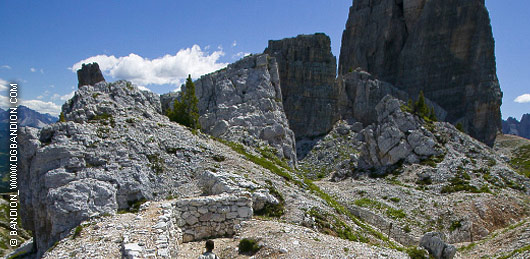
top-left (414, 91), bottom-right (429, 118)
top-left (428, 107), bottom-right (437, 121)
top-left (59, 112), bottom-right (66, 122)
top-left (167, 75), bottom-right (200, 129)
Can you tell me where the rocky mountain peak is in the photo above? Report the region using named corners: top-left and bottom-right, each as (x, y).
top-left (339, 0), bottom-right (502, 147)
top-left (77, 62), bottom-right (106, 87)
top-left (264, 33), bottom-right (340, 141)
top-left (162, 54), bottom-right (297, 165)
top-left (502, 113), bottom-right (530, 139)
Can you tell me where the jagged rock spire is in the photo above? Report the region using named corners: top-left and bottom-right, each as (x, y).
top-left (77, 62), bottom-right (105, 87)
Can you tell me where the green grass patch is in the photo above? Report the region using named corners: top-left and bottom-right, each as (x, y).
top-left (420, 154), bottom-right (445, 167)
top-left (258, 146), bottom-right (290, 170)
top-left (218, 140), bottom-right (295, 182)
top-left (354, 198), bottom-right (406, 219)
top-left (510, 144), bottom-right (530, 178)
top-left (72, 225), bottom-right (83, 239)
top-left (307, 207), bottom-right (365, 242)
top-left (218, 139), bottom-right (400, 248)
top-left (386, 208), bottom-right (406, 219)
top-left (441, 169), bottom-right (492, 194)
top-left (405, 247), bottom-right (428, 259)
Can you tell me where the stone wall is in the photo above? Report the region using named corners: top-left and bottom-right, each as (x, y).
top-left (174, 193), bottom-right (253, 242)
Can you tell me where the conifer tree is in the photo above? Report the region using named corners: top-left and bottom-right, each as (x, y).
top-left (167, 75), bottom-right (200, 129)
top-left (428, 107), bottom-right (437, 121)
top-left (414, 91), bottom-right (429, 118)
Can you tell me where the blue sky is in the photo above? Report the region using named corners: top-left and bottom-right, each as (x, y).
top-left (0, 0), bottom-right (528, 120)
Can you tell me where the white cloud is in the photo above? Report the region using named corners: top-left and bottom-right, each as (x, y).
top-left (21, 100), bottom-right (61, 116)
top-left (40, 68), bottom-right (45, 74)
top-left (50, 91), bottom-right (75, 102)
top-left (70, 45), bottom-right (228, 89)
top-left (0, 78), bottom-right (8, 91)
top-left (233, 52), bottom-right (251, 60)
top-left (137, 85), bottom-right (151, 92)
top-left (514, 94), bottom-right (530, 103)
top-left (30, 67), bottom-right (36, 72)
top-left (1, 65), bottom-right (11, 70)
top-left (232, 41), bottom-right (237, 47)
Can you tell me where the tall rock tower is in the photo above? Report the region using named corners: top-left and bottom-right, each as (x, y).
top-left (339, 0), bottom-right (502, 146)
top-left (264, 33), bottom-right (340, 140)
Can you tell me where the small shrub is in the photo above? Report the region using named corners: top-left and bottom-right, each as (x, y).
top-left (420, 154), bottom-right (445, 167)
top-left (118, 198), bottom-right (147, 214)
top-left (403, 225), bottom-right (411, 233)
top-left (72, 225), bottom-right (83, 239)
top-left (389, 197), bottom-right (401, 203)
top-left (456, 123), bottom-right (465, 132)
top-left (90, 112), bottom-right (112, 121)
top-left (147, 154), bottom-right (164, 175)
top-left (59, 112), bottom-right (66, 122)
top-left (212, 154), bottom-right (226, 162)
top-left (449, 220), bottom-right (462, 231)
top-left (406, 247), bottom-right (428, 259)
top-left (238, 238), bottom-right (260, 255)
top-left (254, 182), bottom-right (285, 218)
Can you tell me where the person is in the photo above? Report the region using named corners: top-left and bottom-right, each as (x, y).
top-left (198, 239), bottom-right (219, 259)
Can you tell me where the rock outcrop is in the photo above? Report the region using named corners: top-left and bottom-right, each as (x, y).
top-left (163, 54), bottom-right (297, 164)
top-left (337, 70), bottom-right (447, 127)
top-left (77, 62), bottom-right (105, 87)
top-left (339, 0), bottom-right (502, 146)
top-left (19, 80), bottom-right (185, 257)
top-left (19, 73), bottom-right (264, 256)
top-left (502, 114), bottom-right (530, 139)
top-left (420, 232), bottom-right (457, 259)
top-left (357, 96), bottom-right (443, 172)
top-left (264, 33), bottom-right (340, 140)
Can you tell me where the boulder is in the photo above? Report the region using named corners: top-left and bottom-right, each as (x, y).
top-left (420, 232), bottom-right (457, 259)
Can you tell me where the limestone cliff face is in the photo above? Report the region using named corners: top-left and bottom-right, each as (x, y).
top-left (339, 0), bottom-right (502, 146)
top-left (337, 70), bottom-right (447, 127)
top-left (192, 54), bottom-right (297, 164)
top-left (264, 33), bottom-right (340, 140)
